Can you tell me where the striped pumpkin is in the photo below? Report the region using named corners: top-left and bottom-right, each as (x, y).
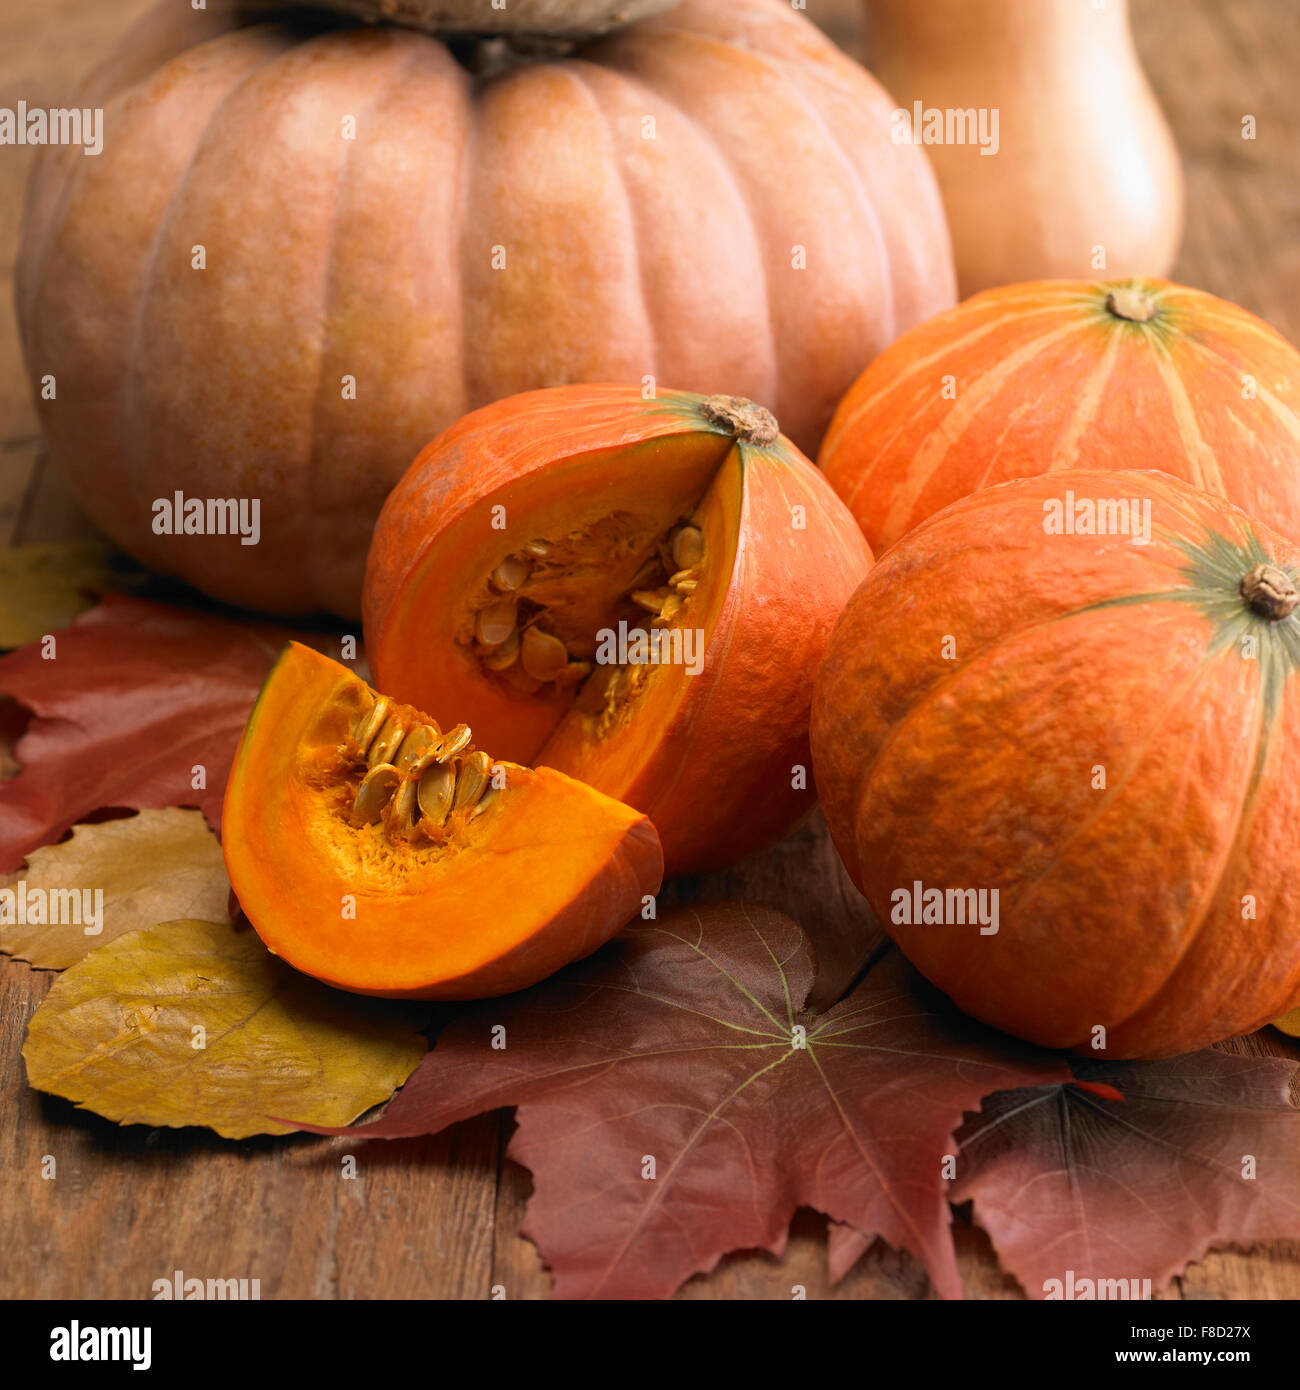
top-left (820, 279), bottom-right (1300, 553)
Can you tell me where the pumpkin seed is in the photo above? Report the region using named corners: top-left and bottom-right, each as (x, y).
top-left (656, 594), bottom-right (684, 624)
top-left (394, 724), bottom-right (438, 771)
top-left (432, 724), bottom-right (472, 761)
top-left (672, 524), bottom-right (704, 571)
top-left (472, 787), bottom-right (497, 818)
top-left (353, 764), bottom-right (400, 823)
top-left (454, 751), bottom-right (493, 810)
top-left (476, 600), bottom-right (517, 647)
top-left (523, 540), bottom-right (551, 558)
top-left (355, 696), bottom-right (390, 757)
top-left (521, 626), bottom-right (569, 681)
top-left (483, 627), bottom-right (520, 671)
top-left (555, 659), bottom-right (593, 690)
top-left (632, 587), bottom-right (671, 615)
top-left (389, 776), bottom-right (418, 834)
top-left (417, 761), bottom-right (455, 826)
top-left (492, 555), bottom-right (532, 591)
top-left (368, 715), bottom-right (405, 768)
top-left (675, 579), bottom-right (698, 595)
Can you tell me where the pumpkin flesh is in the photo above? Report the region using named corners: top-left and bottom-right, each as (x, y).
top-left (222, 642), bottom-right (663, 999)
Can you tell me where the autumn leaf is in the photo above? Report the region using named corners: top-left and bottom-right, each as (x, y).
top-left (1, 808), bottom-right (229, 969)
top-left (1273, 1008), bottom-right (1300, 1039)
top-left (948, 1053), bottom-right (1300, 1299)
top-left (23, 918), bottom-right (426, 1139)
top-left (0, 594), bottom-right (348, 871)
top-left (301, 904), bottom-right (1068, 1299)
top-left (0, 541), bottom-right (144, 649)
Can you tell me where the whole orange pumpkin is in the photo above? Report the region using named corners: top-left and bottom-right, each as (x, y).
top-left (820, 278), bottom-right (1300, 554)
top-left (15, 0), bottom-right (953, 617)
top-left (811, 469), bottom-right (1300, 1059)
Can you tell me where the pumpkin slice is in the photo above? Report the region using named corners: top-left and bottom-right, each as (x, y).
top-left (222, 642), bottom-right (662, 999)
top-left (363, 385), bottom-right (873, 873)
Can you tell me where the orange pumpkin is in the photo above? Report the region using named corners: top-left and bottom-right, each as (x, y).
top-left (820, 279), bottom-right (1300, 554)
top-left (811, 469), bottom-right (1300, 1058)
top-left (223, 642), bottom-right (662, 998)
top-left (364, 384), bottom-right (873, 874)
top-left (16, 0), bottom-right (953, 617)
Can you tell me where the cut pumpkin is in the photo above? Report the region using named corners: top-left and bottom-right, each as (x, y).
top-left (222, 643), bottom-right (662, 999)
top-left (363, 384), bottom-right (873, 873)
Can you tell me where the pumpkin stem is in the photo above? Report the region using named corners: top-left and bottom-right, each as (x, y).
top-left (700, 395), bottom-right (780, 446)
top-left (1240, 562), bottom-right (1299, 620)
top-left (1105, 286), bottom-right (1158, 323)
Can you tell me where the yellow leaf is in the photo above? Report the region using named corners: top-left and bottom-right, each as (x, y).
top-left (22, 919), bottom-right (427, 1138)
top-left (0, 541), bottom-right (140, 648)
top-left (0, 809), bottom-right (229, 969)
top-left (1272, 1007), bottom-right (1300, 1038)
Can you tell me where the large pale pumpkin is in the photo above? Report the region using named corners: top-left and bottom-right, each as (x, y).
top-left (820, 278), bottom-right (1300, 554)
top-left (811, 469), bottom-right (1300, 1059)
top-left (16, 0), bottom-right (953, 617)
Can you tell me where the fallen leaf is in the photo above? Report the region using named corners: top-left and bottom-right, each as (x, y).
top-left (0, 594), bottom-right (347, 871)
top-left (0, 541), bottom-right (143, 649)
top-left (303, 905), bottom-right (1068, 1299)
top-left (1, 808), bottom-right (228, 968)
top-left (1273, 1008), bottom-right (1300, 1038)
top-left (949, 1053), bottom-right (1300, 1299)
top-left (23, 918), bottom-right (426, 1139)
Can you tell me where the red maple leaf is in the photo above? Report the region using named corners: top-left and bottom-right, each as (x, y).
top-left (949, 1052), bottom-right (1300, 1298)
top-left (301, 904), bottom-right (1069, 1299)
top-left (0, 595), bottom-right (341, 870)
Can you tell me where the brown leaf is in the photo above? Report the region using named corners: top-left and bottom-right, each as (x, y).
top-left (0, 594), bottom-right (349, 871)
top-left (1273, 1008), bottom-right (1300, 1038)
top-left (303, 905), bottom-right (1068, 1298)
top-left (23, 918), bottom-right (426, 1139)
top-left (0, 808), bottom-right (228, 969)
top-left (949, 1053), bottom-right (1300, 1299)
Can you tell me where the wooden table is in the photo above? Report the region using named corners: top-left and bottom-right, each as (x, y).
top-left (2, 0), bottom-right (1298, 1300)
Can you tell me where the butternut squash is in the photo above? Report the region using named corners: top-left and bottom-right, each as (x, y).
top-left (865, 0), bottom-right (1183, 295)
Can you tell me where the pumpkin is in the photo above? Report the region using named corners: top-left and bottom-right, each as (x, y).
top-left (820, 278), bottom-right (1300, 555)
top-left (16, 0), bottom-right (953, 618)
top-left (865, 0), bottom-right (1183, 296)
top-left (811, 468), bottom-right (1300, 1059)
top-left (363, 384), bottom-right (873, 874)
top-left (222, 641), bottom-right (662, 998)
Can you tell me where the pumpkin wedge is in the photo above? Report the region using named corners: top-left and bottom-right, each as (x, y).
top-left (812, 469), bottom-right (1300, 1059)
top-left (222, 643), bottom-right (662, 999)
top-left (363, 385), bottom-right (873, 874)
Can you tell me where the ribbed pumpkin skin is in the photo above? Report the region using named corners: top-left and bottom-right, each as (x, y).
top-left (811, 469), bottom-right (1300, 1059)
top-left (820, 279), bottom-right (1300, 555)
top-left (15, 0), bottom-right (953, 618)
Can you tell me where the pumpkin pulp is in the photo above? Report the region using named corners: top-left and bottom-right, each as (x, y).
top-left (221, 642), bottom-right (663, 999)
top-left (371, 426), bottom-right (740, 798)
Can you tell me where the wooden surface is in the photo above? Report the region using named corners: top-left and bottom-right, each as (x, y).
top-left (2, 0), bottom-right (1299, 1300)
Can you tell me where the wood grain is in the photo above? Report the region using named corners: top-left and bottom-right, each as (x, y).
top-left (1, 0), bottom-right (1298, 1300)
